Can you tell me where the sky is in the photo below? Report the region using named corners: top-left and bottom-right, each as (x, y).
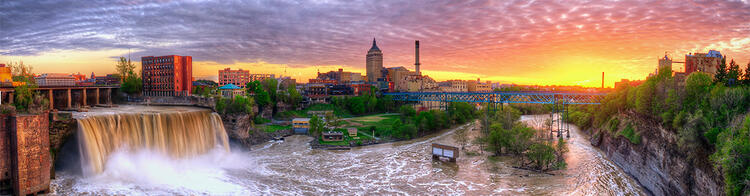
top-left (2, 0), bottom-right (750, 87)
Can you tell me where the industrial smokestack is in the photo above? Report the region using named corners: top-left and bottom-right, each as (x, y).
top-left (415, 40), bottom-right (420, 75)
top-left (602, 72), bottom-right (604, 89)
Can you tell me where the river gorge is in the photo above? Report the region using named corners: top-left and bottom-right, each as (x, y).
top-left (50, 106), bottom-right (646, 195)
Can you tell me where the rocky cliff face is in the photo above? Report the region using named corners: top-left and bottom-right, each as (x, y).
top-left (590, 113), bottom-right (723, 195)
top-left (221, 113), bottom-right (292, 148)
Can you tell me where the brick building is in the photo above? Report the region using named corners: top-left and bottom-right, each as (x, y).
top-left (141, 55), bottom-right (193, 96)
top-left (34, 74), bottom-right (76, 87)
top-left (0, 113), bottom-right (51, 195)
top-left (685, 50), bottom-right (723, 77)
top-left (249, 74), bottom-right (274, 82)
top-left (317, 68), bottom-right (363, 83)
top-left (438, 80), bottom-right (468, 92)
top-left (467, 79), bottom-right (492, 92)
top-left (93, 74), bottom-right (120, 86)
top-left (218, 68), bottom-right (249, 88)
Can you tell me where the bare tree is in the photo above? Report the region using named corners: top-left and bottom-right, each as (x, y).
top-left (454, 127), bottom-right (469, 150)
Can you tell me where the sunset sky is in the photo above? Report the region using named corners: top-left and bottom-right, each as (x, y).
top-left (2, 0), bottom-right (750, 87)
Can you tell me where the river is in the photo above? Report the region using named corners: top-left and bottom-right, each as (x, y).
top-left (51, 110), bottom-right (646, 195)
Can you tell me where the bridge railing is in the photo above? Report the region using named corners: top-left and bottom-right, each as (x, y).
top-left (383, 91), bottom-right (605, 105)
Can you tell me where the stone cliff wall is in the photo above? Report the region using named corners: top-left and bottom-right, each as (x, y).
top-left (221, 113), bottom-right (292, 148)
top-left (591, 113), bottom-right (723, 195)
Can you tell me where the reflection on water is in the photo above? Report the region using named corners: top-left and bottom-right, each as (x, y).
top-left (52, 112), bottom-right (646, 195)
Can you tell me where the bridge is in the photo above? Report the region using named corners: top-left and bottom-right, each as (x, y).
top-left (383, 91), bottom-right (605, 105)
top-left (384, 91), bottom-right (606, 138)
top-left (0, 86), bottom-right (118, 110)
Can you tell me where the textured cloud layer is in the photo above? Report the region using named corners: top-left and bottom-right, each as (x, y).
top-left (2, 0), bottom-right (750, 85)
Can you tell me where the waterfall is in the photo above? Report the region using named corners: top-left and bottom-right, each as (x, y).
top-left (76, 109), bottom-right (230, 175)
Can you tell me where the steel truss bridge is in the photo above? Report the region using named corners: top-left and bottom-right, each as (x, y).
top-left (383, 91), bottom-right (606, 138)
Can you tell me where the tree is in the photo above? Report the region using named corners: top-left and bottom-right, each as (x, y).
top-left (712, 116), bottom-right (750, 196)
top-left (367, 95), bottom-right (378, 113)
top-left (121, 70), bottom-right (142, 94)
top-left (635, 80), bottom-right (655, 115)
top-left (224, 95), bottom-right (254, 114)
top-left (526, 142), bottom-right (556, 171)
top-left (309, 115), bottom-right (326, 137)
top-left (554, 137), bottom-right (569, 169)
top-left (247, 81), bottom-right (271, 109)
top-left (678, 111), bottom-right (708, 161)
top-left (715, 57), bottom-right (727, 84)
top-left (400, 124), bottom-right (418, 139)
top-left (684, 72), bottom-right (712, 110)
top-left (8, 61), bottom-right (34, 83)
top-left (727, 59), bottom-right (741, 86)
top-left (377, 95), bottom-right (395, 112)
top-left (391, 119), bottom-right (403, 139)
top-left (399, 105), bottom-right (416, 122)
top-left (454, 127), bottom-right (469, 150)
top-left (346, 96), bottom-right (365, 115)
top-left (743, 61), bottom-right (750, 85)
top-left (262, 78), bottom-right (279, 103)
top-left (285, 83), bottom-right (302, 108)
top-left (8, 62), bottom-right (47, 114)
top-left (115, 57), bottom-right (136, 81)
top-left (215, 97), bottom-right (227, 113)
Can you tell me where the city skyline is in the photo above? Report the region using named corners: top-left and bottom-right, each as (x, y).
top-left (2, 1), bottom-right (750, 87)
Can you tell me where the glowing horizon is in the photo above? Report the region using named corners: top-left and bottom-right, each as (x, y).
top-left (2, 1), bottom-right (750, 88)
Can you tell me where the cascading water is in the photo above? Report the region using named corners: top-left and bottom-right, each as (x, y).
top-left (75, 108), bottom-right (230, 175)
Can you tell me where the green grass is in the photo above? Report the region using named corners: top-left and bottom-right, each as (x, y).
top-left (345, 114), bottom-right (400, 133)
top-left (617, 123), bottom-right (641, 144)
top-left (274, 103), bottom-right (353, 119)
top-left (318, 138), bottom-right (349, 146)
top-left (261, 124), bottom-right (291, 133)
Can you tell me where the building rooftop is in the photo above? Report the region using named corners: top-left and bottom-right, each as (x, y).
top-left (706, 50), bottom-right (722, 57)
top-left (322, 131), bottom-right (344, 136)
top-left (368, 38), bottom-right (381, 52)
top-left (218, 83), bottom-right (241, 90)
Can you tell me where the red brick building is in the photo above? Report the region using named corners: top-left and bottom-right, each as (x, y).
top-left (141, 55), bottom-right (193, 96)
top-left (218, 68), bottom-right (249, 88)
top-left (0, 113), bottom-right (51, 195)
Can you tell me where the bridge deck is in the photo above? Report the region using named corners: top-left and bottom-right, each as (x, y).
top-left (384, 91), bottom-right (605, 104)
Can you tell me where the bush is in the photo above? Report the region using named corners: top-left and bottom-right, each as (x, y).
top-left (712, 116), bottom-right (750, 196)
top-left (678, 111), bottom-right (708, 159)
top-left (617, 123), bottom-right (641, 144)
top-left (486, 123), bottom-right (534, 156)
top-left (607, 117), bottom-right (620, 133)
top-left (254, 116), bottom-right (270, 124)
top-left (526, 142), bottom-right (556, 171)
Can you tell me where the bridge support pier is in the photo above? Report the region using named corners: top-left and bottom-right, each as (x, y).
top-left (95, 88), bottom-right (100, 105)
top-left (66, 89), bottom-right (71, 109)
top-left (48, 90), bottom-right (54, 110)
top-left (106, 88), bottom-right (112, 105)
top-left (6, 92), bottom-right (12, 104)
top-left (82, 89), bottom-right (87, 106)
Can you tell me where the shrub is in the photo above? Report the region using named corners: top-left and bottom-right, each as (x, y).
top-left (711, 116), bottom-right (750, 196)
top-left (607, 117), bottom-right (620, 133)
top-left (617, 123), bottom-right (641, 144)
top-left (526, 142), bottom-right (556, 171)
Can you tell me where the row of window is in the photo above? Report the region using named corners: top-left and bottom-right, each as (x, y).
top-left (144, 65), bottom-right (174, 70)
top-left (143, 58), bottom-right (174, 64)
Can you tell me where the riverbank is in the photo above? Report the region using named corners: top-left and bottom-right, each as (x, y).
top-left (588, 112), bottom-right (723, 195)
